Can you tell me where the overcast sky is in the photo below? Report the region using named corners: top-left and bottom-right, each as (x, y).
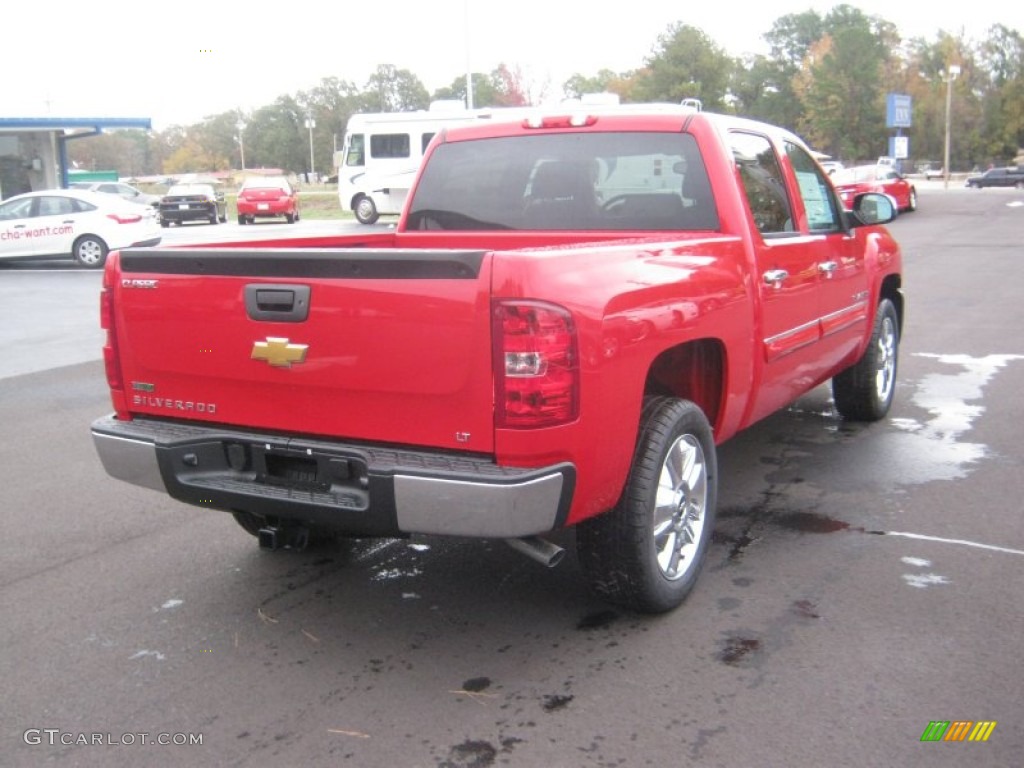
top-left (4, 0), bottom-right (1020, 129)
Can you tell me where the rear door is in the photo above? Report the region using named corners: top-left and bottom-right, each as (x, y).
top-left (784, 141), bottom-right (869, 367)
top-left (729, 130), bottom-right (823, 419)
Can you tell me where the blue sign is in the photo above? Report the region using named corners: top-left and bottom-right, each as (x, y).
top-left (886, 94), bottom-right (912, 128)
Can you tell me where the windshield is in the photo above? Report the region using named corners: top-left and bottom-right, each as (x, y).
top-left (406, 131), bottom-right (719, 232)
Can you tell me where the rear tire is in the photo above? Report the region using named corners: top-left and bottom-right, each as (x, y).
top-left (576, 397), bottom-right (717, 614)
top-left (832, 298), bottom-right (899, 421)
top-left (237, 214), bottom-right (246, 225)
top-left (72, 235), bottom-right (108, 268)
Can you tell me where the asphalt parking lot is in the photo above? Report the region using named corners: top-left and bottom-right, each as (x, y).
top-left (2, 186), bottom-right (1022, 767)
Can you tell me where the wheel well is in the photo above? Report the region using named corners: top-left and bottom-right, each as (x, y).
top-left (880, 274), bottom-right (904, 334)
top-left (643, 339), bottom-right (725, 429)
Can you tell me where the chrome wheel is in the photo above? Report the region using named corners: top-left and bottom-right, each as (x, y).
top-left (874, 313), bottom-right (897, 405)
top-left (576, 397), bottom-right (717, 613)
top-left (653, 434), bottom-right (708, 580)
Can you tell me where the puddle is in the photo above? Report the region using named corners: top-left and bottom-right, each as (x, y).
top-left (775, 512), bottom-right (853, 534)
top-left (718, 635), bottom-right (761, 666)
top-left (876, 353), bottom-right (1023, 484)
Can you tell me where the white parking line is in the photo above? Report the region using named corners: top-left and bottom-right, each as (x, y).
top-left (886, 530), bottom-right (1024, 557)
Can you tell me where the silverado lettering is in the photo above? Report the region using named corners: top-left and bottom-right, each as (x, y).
top-left (92, 105), bottom-right (904, 613)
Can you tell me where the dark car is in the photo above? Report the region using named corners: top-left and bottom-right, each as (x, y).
top-left (159, 183), bottom-right (227, 226)
top-left (965, 167), bottom-right (1024, 189)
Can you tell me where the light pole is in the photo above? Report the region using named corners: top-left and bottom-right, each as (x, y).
top-left (236, 120), bottom-right (246, 171)
top-left (942, 64), bottom-right (961, 189)
top-left (305, 116), bottom-right (316, 182)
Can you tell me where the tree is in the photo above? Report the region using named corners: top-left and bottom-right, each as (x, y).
top-left (978, 24), bottom-right (1024, 161)
top-left (791, 7), bottom-right (894, 161)
top-left (630, 23), bottom-right (734, 110)
top-left (66, 130), bottom-right (156, 177)
top-left (562, 69), bottom-right (638, 101)
top-left (362, 65), bottom-right (430, 112)
top-left (432, 73), bottom-right (501, 108)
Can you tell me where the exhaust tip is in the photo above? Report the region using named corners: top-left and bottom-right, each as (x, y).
top-left (506, 536), bottom-right (566, 568)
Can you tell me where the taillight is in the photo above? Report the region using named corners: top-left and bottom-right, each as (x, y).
top-left (493, 301), bottom-right (579, 428)
top-left (523, 114), bottom-right (598, 129)
top-left (107, 213), bottom-right (142, 224)
top-left (100, 258), bottom-right (129, 417)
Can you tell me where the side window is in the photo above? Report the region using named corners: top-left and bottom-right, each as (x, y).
top-left (785, 141), bottom-right (842, 233)
top-left (345, 134), bottom-right (365, 167)
top-left (421, 132), bottom-right (436, 154)
top-left (729, 131), bottom-right (794, 235)
top-left (0, 198), bottom-right (34, 220)
top-left (37, 196), bottom-right (74, 216)
top-left (369, 133), bottom-right (411, 159)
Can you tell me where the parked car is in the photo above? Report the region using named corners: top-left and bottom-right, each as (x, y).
top-left (0, 189), bottom-right (160, 268)
top-left (68, 181), bottom-right (161, 208)
top-left (819, 160), bottom-right (844, 176)
top-left (158, 183), bottom-right (227, 226)
top-left (236, 176), bottom-right (299, 224)
top-left (964, 167), bottom-right (1024, 188)
top-left (832, 164), bottom-right (917, 213)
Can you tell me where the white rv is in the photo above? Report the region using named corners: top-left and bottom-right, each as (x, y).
top-left (338, 102), bottom-right (509, 225)
top-left (336, 97), bottom-right (687, 225)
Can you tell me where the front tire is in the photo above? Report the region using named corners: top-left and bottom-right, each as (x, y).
top-left (72, 235), bottom-right (108, 268)
top-left (576, 397), bottom-right (717, 614)
top-left (354, 195), bottom-right (379, 225)
top-left (832, 298), bottom-right (899, 421)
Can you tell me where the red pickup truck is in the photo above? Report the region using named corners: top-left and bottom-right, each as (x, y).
top-left (92, 106), bottom-right (903, 613)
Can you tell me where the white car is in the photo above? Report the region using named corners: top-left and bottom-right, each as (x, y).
top-left (68, 181), bottom-right (162, 208)
top-left (0, 189), bottom-right (162, 268)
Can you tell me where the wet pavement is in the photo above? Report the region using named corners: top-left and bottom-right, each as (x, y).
top-left (2, 186), bottom-right (1022, 766)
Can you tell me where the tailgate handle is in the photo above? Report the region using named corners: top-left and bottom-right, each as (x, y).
top-left (245, 284), bottom-right (311, 322)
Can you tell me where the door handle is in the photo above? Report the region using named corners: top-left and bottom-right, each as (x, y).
top-left (245, 284), bottom-right (311, 322)
top-left (818, 261), bottom-right (838, 275)
top-left (763, 269), bottom-right (789, 287)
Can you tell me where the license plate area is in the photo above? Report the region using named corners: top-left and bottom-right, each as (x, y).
top-left (250, 445), bottom-right (367, 496)
top-left (257, 203), bottom-right (269, 210)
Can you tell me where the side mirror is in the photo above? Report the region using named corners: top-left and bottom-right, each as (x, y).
top-left (849, 192), bottom-right (896, 226)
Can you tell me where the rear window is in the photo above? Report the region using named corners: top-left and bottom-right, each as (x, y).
top-left (406, 132), bottom-right (719, 231)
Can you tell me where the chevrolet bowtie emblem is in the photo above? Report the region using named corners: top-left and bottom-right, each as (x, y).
top-left (251, 337), bottom-right (308, 368)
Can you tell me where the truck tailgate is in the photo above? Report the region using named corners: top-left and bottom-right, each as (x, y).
top-left (111, 248), bottom-right (496, 453)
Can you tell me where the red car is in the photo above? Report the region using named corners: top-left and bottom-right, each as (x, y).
top-left (832, 165), bottom-right (917, 214)
top-left (236, 177), bottom-right (300, 224)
